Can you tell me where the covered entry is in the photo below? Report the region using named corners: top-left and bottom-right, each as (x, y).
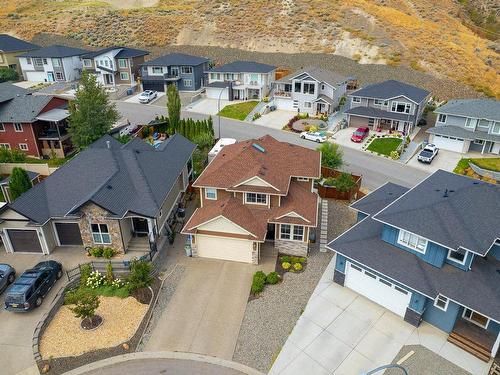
top-left (6, 229), bottom-right (43, 253)
top-left (345, 262), bottom-right (411, 317)
top-left (54, 222), bottom-right (83, 246)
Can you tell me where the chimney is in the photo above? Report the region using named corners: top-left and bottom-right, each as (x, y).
top-left (106, 140), bottom-right (111, 149)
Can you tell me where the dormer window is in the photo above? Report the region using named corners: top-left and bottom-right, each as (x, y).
top-left (245, 192), bottom-right (267, 205)
top-left (447, 248), bottom-right (466, 264)
top-left (397, 229), bottom-right (427, 253)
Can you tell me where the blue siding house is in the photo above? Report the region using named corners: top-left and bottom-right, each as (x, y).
top-left (140, 53), bottom-right (210, 92)
top-left (327, 172), bottom-right (500, 362)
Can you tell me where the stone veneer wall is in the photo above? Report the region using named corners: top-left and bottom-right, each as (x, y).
top-left (78, 203), bottom-right (125, 253)
top-left (275, 239), bottom-right (308, 257)
top-left (251, 243), bottom-right (259, 265)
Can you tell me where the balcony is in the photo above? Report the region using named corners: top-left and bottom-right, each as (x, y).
top-left (164, 73), bottom-right (181, 81)
top-left (274, 90), bottom-right (292, 98)
top-left (38, 126), bottom-right (69, 141)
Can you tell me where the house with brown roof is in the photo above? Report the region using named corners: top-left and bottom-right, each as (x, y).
top-left (182, 135), bottom-right (321, 264)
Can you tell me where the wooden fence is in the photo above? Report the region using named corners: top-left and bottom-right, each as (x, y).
top-left (318, 167), bottom-right (362, 201)
top-left (0, 163), bottom-right (58, 176)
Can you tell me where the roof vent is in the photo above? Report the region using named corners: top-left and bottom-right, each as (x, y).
top-left (443, 189), bottom-right (449, 198)
top-left (473, 182), bottom-right (479, 185)
top-left (252, 143), bottom-right (265, 153)
top-left (135, 150), bottom-right (140, 154)
top-left (106, 140), bottom-right (111, 149)
top-left (106, 185), bottom-right (112, 190)
top-left (435, 189), bottom-right (440, 192)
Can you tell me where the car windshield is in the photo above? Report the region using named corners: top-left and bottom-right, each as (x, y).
top-left (354, 131), bottom-right (364, 136)
top-left (420, 151), bottom-right (433, 157)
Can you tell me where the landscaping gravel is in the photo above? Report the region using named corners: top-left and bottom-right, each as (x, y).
top-left (233, 200), bottom-right (356, 372)
top-left (386, 345), bottom-right (470, 375)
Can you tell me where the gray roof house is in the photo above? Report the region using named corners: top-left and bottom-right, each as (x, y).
top-left (205, 61), bottom-right (277, 101)
top-left (426, 99), bottom-right (500, 155)
top-left (0, 134), bottom-right (196, 255)
top-left (17, 45), bottom-right (89, 82)
top-left (141, 53), bottom-right (210, 92)
top-left (0, 34), bottom-right (39, 77)
top-left (272, 66), bottom-right (348, 115)
top-left (345, 80), bottom-right (431, 135)
top-left (327, 170), bottom-right (500, 361)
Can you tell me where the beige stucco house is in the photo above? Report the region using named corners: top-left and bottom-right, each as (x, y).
top-left (0, 34), bottom-right (39, 78)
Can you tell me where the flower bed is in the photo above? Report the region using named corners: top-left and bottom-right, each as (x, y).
top-left (283, 114), bottom-right (328, 133)
top-left (276, 255), bottom-right (307, 275)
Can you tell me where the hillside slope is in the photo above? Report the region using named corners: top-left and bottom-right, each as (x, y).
top-left (1, 0), bottom-right (498, 97)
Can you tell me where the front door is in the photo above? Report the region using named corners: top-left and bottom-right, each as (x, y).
top-left (104, 74), bottom-right (114, 85)
top-left (266, 223), bottom-right (275, 241)
top-left (47, 72), bottom-right (54, 82)
top-left (132, 218), bottom-right (149, 237)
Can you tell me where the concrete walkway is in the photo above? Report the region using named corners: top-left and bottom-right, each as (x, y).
top-left (144, 258), bottom-right (254, 359)
top-left (270, 256), bottom-right (490, 375)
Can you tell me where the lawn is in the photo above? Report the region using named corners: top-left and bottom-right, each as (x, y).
top-left (218, 101), bottom-right (259, 121)
top-left (366, 137), bottom-right (403, 156)
top-left (454, 158), bottom-right (500, 174)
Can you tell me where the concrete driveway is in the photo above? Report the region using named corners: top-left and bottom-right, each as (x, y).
top-left (144, 258), bottom-right (254, 359)
top-left (253, 110), bottom-right (296, 130)
top-left (184, 98), bottom-right (240, 115)
top-left (407, 149), bottom-right (463, 173)
top-left (330, 128), bottom-right (366, 150)
top-left (270, 256), bottom-right (490, 375)
top-left (124, 92), bottom-right (165, 105)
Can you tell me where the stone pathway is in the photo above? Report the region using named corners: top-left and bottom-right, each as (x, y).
top-left (319, 199), bottom-right (329, 252)
top-left (399, 141), bottom-right (421, 163)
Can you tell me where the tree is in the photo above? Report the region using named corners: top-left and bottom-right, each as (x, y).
top-left (9, 167), bottom-right (32, 201)
top-left (317, 142), bottom-right (343, 170)
top-left (0, 67), bottom-right (19, 82)
top-left (68, 70), bottom-right (119, 150)
top-left (70, 289), bottom-right (100, 326)
top-left (167, 84), bottom-right (181, 131)
top-left (126, 260), bottom-right (153, 292)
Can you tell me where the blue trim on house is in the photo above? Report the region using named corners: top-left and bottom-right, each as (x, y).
top-left (423, 298), bottom-right (461, 333)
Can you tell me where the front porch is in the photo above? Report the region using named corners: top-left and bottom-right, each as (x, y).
top-left (36, 108), bottom-right (76, 158)
top-left (232, 85), bottom-right (262, 100)
top-left (448, 317), bottom-right (499, 362)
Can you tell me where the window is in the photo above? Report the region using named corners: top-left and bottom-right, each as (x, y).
top-left (352, 97), bottom-right (361, 103)
top-left (465, 118), bottom-right (477, 129)
top-left (303, 82), bottom-right (315, 95)
top-left (304, 102), bottom-right (312, 108)
top-left (351, 264), bottom-right (362, 272)
top-left (0, 143), bottom-right (10, 149)
top-left (91, 224), bottom-right (111, 244)
top-left (55, 72), bottom-right (64, 81)
top-left (297, 177), bottom-right (309, 182)
top-left (473, 139), bottom-right (484, 145)
top-left (447, 248), bottom-right (466, 264)
top-left (365, 271), bottom-right (377, 279)
top-left (183, 79), bottom-right (192, 87)
top-left (118, 59), bottom-right (127, 68)
top-left (0, 123), bottom-right (4, 132)
top-left (491, 122), bottom-right (500, 135)
top-left (438, 114), bottom-right (447, 123)
top-left (391, 101), bottom-right (411, 114)
top-left (280, 224), bottom-right (291, 240)
top-left (321, 84), bottom-right (325, 90)
top-left (395, 286), bottom-right (408, 295)
top-left (434, 295), bottom-right (449, 311)
top-left (379, 279), bottom-right (392, 287)
top-left (181, 66), bottom-right (193, 74)
top-left (294, 81), bottom-right (301, 93)
top-left (83, 59), bottom-right (92, 68)
top-left (104, 60), bottom-right (109, 67)
top-left (120, 72), bottom-right (129, 81)
top-left (477, 120), bottom-right (490, 130)
top-left (53, 58), bottom-right (62, 67)
top-left (18, 143), bottom-right (28, 151)
top-left (152, 66), bottom-right (163, 75)
top-left (14, 123), bottom-right (23, 132)
top-left (397, 230), bottom-right (428, 253)
top-left (374, 99), bottom-right (388, 106)
top-left (205, 188), bottom-right (217, 200)
top-left (42, 58), bottom-right (47, 65)
top-left (293, 225), bottom-right (304, 241)
top-left (245, 192), bottom-right (267, 204)
top-left (26, 58), bottom-right (32, 65)
top-left (463, 308), bottom-right (489, 328)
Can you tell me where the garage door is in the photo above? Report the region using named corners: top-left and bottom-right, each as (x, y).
top-left (142, 80), bottom-right (165, 92)
top-left (345, 262), bottom-right (411, 317)
top-left (274, 98), bottom-right (295, 111)
top-left (206, 87), bottom-right (228, 100)
top-left (7, 229), bottom-right (43, 253)
top-left (432, 135), bottom-right (465, 153)
top-left (55, 222), bottom-right (83, 246)
top-left (196, 235), bottom-right (253, 263)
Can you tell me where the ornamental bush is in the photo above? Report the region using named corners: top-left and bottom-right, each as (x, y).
top-left (251, 278), bottom-right (265, 294)
top-left (390, 150), bottom-right (400, 160)
top-left (266, 272), bottom-right (280, 285)
top-left (280, 255), bottom-right (291, 263)
top-left (293, 263), bottom-right (303, 271)
top-left (102, 247), bottom-right (116, 259)
top-left (86, 270), bottom-right (105, 289)
top-left (80, 264), bottom-right (92, 287)
top-left (90, 246), bottom-right (104, 257)
top-left (126, 260), bottom-right (153, 292)
top-left (105, 263), bottom-right (114, 285)
top-left (282, 262), bottom-right (291, 270)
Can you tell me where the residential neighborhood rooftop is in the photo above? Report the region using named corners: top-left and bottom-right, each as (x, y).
top-left (81, 46), bottom-right (149, 59)
top-left (17, 44), bottom-right (89, 58)
top-left (350, 79), bottom-right (430, 103)
top-left (344, 105), bottom-right (417, 121)
top-left (434, 99), bottom-right (500, 122)
top-left (0, 34), bottom-right (39, 52)
top-left (141, 52), bottom-right (209, 66)
top-left (0, 81), bottom-right (26, 102)
top-left (207, 60), bottom-right (276, 73)
top-left (350, 182), bottom-right (409, 216)
top-left (0, 85), bottom-right (54, 123)
top-left (275, 66), bottom-right (348, 87)
top-left (426, 125), bottom-right (500, 143)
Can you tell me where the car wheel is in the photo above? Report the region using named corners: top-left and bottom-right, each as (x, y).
top-left (315, 139), bottom-right (320, 143)
top-left (35, 296), bottom-right (43, 307)
top-left (56, 269), bottom-right (63, 280)
top-left (7, 273), bottom-right (15, 284)
top-left (300, 135), bottom-right (305, 139)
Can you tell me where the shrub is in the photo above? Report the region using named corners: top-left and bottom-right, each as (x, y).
top-left (102, 247), bottom-right (115, 259)
top-left (330, 172), bottom-right (357, 192)
top-left (266, 272), bottom-right (280, 285)
top-left (105, 262), bottom-right (114, 285)
top-left (126, 260), bottom-right (153, 292)
top-left (64, 288), bottom-right (80, 305)
top-left (69, 289), bottom-right (100, 322)
top-left (282, 262), bottom-right (291, 270)
top-left (253, 271), bottom-right (267, 283)
top-left (317, 142), bottom-right (343, 169)
top-left (86, 270), bottom-right (105, 289)
top-left (251, 278), bottom-right (265, 294)
top-left (141, 126), bottom-right (150, 138)
top-left (293, 263), bottom-right (303, 271)
top-left (252, 112), bottom-right (261, 121)
top-left (299, 257), bottom-right (307, 264)
top-left (0, 67), bottom-right (19, 82)
top-left (80, 264), bottom-right (92, 287)
top-left (90, 246), bottom-right (104, 257)
top-left (390, 150), bottom-right (400, 160)
top-left (280, 255), bottom-right (291, 263)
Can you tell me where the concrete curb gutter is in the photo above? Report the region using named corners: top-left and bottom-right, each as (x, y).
top-left (62, 351), bottom-right (265, 375)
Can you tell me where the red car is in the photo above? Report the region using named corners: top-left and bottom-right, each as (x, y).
top-left (351, 127), bottom-right (369, 142)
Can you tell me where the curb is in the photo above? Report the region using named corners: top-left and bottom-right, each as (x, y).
top-left (62, 351), bottom-right (265, 375)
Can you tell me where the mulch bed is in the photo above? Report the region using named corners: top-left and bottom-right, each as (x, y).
top-left (275, 254), bottom-right (307, 277)
top-left (80, 315), bottom-right (103, 330)
top-left (37, 278), bottom-right (160, 375)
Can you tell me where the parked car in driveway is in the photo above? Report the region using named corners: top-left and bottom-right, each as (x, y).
top-left (138, 90), bottom-right (158, 104)
top-left (300, 131), bottom-right (327, 143)
top-left (417, 144), bottom-right (439, 163)
top-left (0, 264), bottom-right (15, 294)
top-left (5, 261), bottom-right (62, 312)
top-left (351, 127), bottom-right (369, 142)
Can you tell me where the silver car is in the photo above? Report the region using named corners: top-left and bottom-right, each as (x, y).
top-left (0, 263), bottom-right (16, 294)
top-left (138, 90), bottom-right (158, 104)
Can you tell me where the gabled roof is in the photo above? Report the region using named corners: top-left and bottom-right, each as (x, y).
top-left (81, 46), bottom-right (149, 59)
top-left (0, 89), bottom-right (54, 123)
top-left (194, 135), bottom-right (321, 195)
top-left (0, 34), bottom-right (39, 52)
top-left (17, 45), bottom-right (89, 58)
top-left (7, 134), bottom-right (196, 224)
top-left (350, 182), bottom-right (409, 216)
top-left (208, 60), bottom-right (276, 74)
top-left (276, 66), bottom-right (348, 88)
top-left (345, 105), bottom-right (416, 121)
top-left (434, 99), bottom-right (500, 122)
top-left (426, 125), bottom-right (500, 143)
top-left (0, 81), bottom-right (26, 103)
top-left (350, 80), bottom-right (430, 104)
top-left (141, 53), bottom-right (209, 67)
top-left (373, 170), bottom-right (500, 256)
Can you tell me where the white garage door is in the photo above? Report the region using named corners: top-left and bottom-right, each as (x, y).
top-left (25, 71), bottom-right (47, 82)
top-left (345, 262), bottom-right (411, 317)
top-left (206, 87), bottom-right (228, 100)
top-left (274, 97), bottom-right (294, 111)
top-left (432, 135), bottom-right (465, 153)
top-left (196, 235), bottom-right (253, 263)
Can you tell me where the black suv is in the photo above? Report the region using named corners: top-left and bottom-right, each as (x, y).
top-left (5, 261), bottom-right (62, 312)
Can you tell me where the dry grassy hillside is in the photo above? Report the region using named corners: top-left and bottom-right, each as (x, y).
top-left (1, 0), bottom-right (499, 97)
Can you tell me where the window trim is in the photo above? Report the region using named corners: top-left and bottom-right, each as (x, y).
top-left (302, 82), bottom-right (315, 95)
top-left (83, 59), bottom-right (92, 68)
top-left (491, 122), bottom-right (500, 135)
top-left (119, 72), bottom-right (129, 81)
top-left (91, 223), bottom-right (111, 245)
top-left (434, 295), bottom-right (449, 311)
top-left (55, 72), bottom-right (64, 81)
top-left (180, 66), bottom-right (193, 74)
top-left (118, 59), bottom-right (128, 68)
top-left (437, 114), bottom-right (447, 123)
top-left (447, 248), bottom-right (467, 265)
top-left (244, 192), bottom-right (267, 205)
top-left (465, 117), bottom-right (477, 129)
top-left (296, 177), bottom-right (309, 182)
top-left (473, 139), bottom-right (484, 145)
top-left (397, 229), bottom-right (428, 254)
top-left (204, 188), bottom-right (217, 200)
top-left (14, 123), bottom-right (23, 132)
top-left (18, 143), bottom-right (28, 151)
top-left (183, 79), bottom-right (192, 87)
top-left (352, 97), bottom-right (361, 103)
top-left (0, 123), bottom-right (4, 132)
top-left (0, 143), bottom-right (11, 149)
top-left (279, 224), bottom-right (305, 242)
top-left (462, 308), bottom-right (489, 329)
top-left (26, 57), bottom-right (32, 65)
top-left (391, 101), bottom-right (412, 114)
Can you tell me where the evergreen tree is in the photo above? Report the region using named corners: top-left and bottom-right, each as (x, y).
top-left (207, 116), bottom-right (215, 137)
top-left (167, 84), bottom-right (181, 130)
top-left (68, 71), bottom-right (119, 150)
top-left (9, 167), bottom-right (32, 201)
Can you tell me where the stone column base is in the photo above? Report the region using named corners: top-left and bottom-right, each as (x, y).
top-left (333, 269), bottom-right (345, 286)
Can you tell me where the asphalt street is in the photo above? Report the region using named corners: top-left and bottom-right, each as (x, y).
top-left (114, 101), bottom-right (429, 190)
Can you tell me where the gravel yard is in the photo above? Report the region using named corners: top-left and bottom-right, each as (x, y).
top-left (233, 200), bottom-right (356, 372)
top-left (40, 296), bottom-right (148, 358)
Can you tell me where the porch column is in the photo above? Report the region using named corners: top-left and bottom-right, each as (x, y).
top-left (147, 218), bottom-right (155, 242)
top-left (481, 141), bottom-right (486, 154)
top-left (493, 330), bottom-right (500, 358)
